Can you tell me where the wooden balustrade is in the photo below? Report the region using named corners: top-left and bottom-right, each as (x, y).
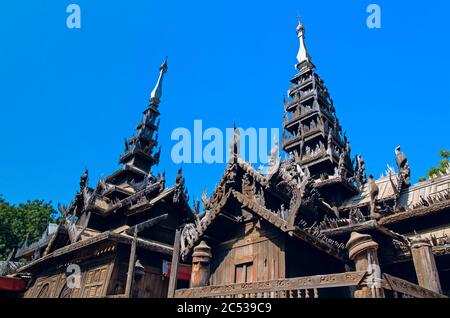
top-left (207, 288), bottom-right (320, 299)
top-left (175, 271), bottom-right (367, 298)
top-left (382, 274), bottom-right (447, 298)
top-left (174, 271), bottom-right (448, 299)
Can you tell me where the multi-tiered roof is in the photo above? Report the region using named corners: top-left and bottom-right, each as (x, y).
top-left (282, 18), bottom-right (357, 204)
top-left (16, 59), bottom-right (194, 264)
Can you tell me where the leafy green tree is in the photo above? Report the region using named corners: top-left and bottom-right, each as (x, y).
top-left (0, 196), bottom-right (13, 259)
top-left (419, 150), bottom-right (450, 182)
top-left (0, 195), bottom-right (56, 259)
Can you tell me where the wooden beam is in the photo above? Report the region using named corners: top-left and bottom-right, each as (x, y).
top-left (218, 211), bottom-right (240, 223)
top-left (125, 214), bottom-right (168, 235)
top-left (113, 233), bottom-right (173, 255)
top-left (322, 220), bottom-right (409, 244)
top-left (322, 220), bottom-right (378, 236)
top-left (124, 228), bottom-right (137, 298)
top-left (292, 228), bottom-right (347, 262)
top-left (202, 235), bottom-right (220, 244)
top-left (167, 229), bottom-right (182, 298)
top-left (383, 273), bottom-right (447, 298)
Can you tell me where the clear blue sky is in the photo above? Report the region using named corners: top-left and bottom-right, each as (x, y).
top-left (0, 0), bottom-right (448, 207)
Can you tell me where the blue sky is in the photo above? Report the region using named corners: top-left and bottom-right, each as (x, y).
top-left (0, 0), bottom-right (449, 207)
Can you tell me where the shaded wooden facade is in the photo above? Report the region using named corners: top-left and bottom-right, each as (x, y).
top-left (7, 20), bottom-right (450, 299)
top-left (175, 20), bottom-right (450, 299)
top-left (13, 59), bottom-right (195, 298)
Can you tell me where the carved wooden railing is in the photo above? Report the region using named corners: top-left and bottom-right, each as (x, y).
top-left (174, 272), bottom-right (448, 299)
top-left (382, 274), bottom-right (447, 298)
top-left (175, 272), bottom-right (367, 298)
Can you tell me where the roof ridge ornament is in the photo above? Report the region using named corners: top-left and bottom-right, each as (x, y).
top-left (229, 123), bottom-right (241, 162)
top-left (296, 17), bottom-right (312, 69)
top-left (150, 56), bottom-right (168, 105)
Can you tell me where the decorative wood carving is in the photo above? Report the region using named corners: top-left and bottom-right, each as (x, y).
top-left (175, 271), bottom-right (367, 298)
top-left (383, 274), bottom-right (447, 298)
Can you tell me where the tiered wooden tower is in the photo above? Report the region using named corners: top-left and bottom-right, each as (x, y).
top-left (106, 59), bottom-right (167, 186)
top-left (282, 19), bottom-right (357, 204)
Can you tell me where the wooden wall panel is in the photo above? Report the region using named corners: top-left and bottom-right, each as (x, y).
top-left (134, 265), bottom-right (169, 298)
top-left (24, 256), bottom-right (114, 298)
top-left (80, 264), bottom-right (111, 298)
top-left (210, 224), bottom-right (285, 285)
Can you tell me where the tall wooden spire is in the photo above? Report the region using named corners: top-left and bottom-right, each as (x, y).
top-left (282, 20), bottom-right (356, 202)
top-left (113, 59), bottom-right (167, 182)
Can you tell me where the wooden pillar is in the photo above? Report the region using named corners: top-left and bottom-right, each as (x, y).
top-left (191, 241), bottom-right (212, 288)
top-left (411, 237), bottom-right (442, 294)
top-left (346, 232), bottom-right (384, 298)
top-left (124, 228), bottom-right (137, 298)
top-left (167, 228), bottom-right (181, 298)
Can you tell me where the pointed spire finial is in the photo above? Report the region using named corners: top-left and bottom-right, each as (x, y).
top-left (297, 15), bottom-right (302, 29)
top-left (296, 17), bottom-right (311, 68)
top-left (150, 57), bottom-right (168, 105)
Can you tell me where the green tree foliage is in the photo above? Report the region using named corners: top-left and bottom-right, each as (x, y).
top-left (0, 195), bottom-right (56, 259)
top-left (419, 150), bottom-right (450, 182)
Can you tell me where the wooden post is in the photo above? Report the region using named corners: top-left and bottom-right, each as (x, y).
top-left (125, 228), bottom-right (137, 298)
top-left (411, 237), bottom-right (442, 294)
top-left (346, 232), bottom-right (384, 298)
top-left (191, 241), bottom-right (212, 288)
top-left (167, 228), bottom-right (181, 298)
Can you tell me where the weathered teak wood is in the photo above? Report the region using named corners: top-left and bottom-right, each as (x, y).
top-left (410, 238), bottom-right (442, 294)
top-left (383, 274), bottom-right (447, 299)
top-left (322, 220), bottom-right (378, 236)
top-left (322, 220), bottom-right (409, 244)
top-left (233, 190), bottom-right (347, 262)
top-left (125, 214), bottom-right (168, 235)
top-left (380, 200), bottom-right (450, 225)
top-left (167, 228), bottom-right (181, 298)
top-left (103, 185), bottom-right (174, 216)
top-left (16, 231), bottom-right (173, 273)
top-left (175, 271), bottom-right (367, 298)
top-left (42, 226), bottom-right (61, 257)
top-left (124, 228), bottom-right (138, 298)
top-left (114, 233), bottom-right (173, 255)
top-left (290, 228), bottom-right (347, 262)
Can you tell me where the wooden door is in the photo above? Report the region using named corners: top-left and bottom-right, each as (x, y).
top-left (235, 262), bottom-right (253, 283)
top-left (134, 266), bottom-right (168, 298)
top-left (81, 264), bottom-right (111, 298)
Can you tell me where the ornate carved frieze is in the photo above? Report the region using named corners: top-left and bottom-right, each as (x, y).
top-left (175, 271), bottom-right (367, 298)
top-left (383, 273), bottom-right (447, 298)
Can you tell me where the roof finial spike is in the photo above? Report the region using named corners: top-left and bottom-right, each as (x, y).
top-left (296, 17), bottom-right (312, 68)
top-left (229, 122), bottom-right (240, 161)
top-left (150, 57), bottom-right (168, 105)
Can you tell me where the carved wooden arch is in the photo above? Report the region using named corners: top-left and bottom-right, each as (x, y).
top-left (58, 283), bottom-right (73, 299)
top-left (36, 283), bottom-right (50, 298)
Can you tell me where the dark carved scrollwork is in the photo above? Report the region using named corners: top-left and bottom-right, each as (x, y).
top-left (79, 168), bottom-right (89, 191)
top-left (395, 146), bottom-right (411, 190)
top-left (174, 168), bottom-right (189, 203)
top-left (354, 154), bottom-right (367, 191)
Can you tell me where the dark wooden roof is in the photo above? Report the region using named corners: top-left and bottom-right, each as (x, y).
top-left (16, 231), bottom-right (173, 273)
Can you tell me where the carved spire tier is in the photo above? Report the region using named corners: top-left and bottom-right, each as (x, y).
top-left (281, 19), bottom-right (358, 204)
top-left (110, 59), bottom-right (167, 184)
top-left (282, 19), bottom-right (353, 183)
